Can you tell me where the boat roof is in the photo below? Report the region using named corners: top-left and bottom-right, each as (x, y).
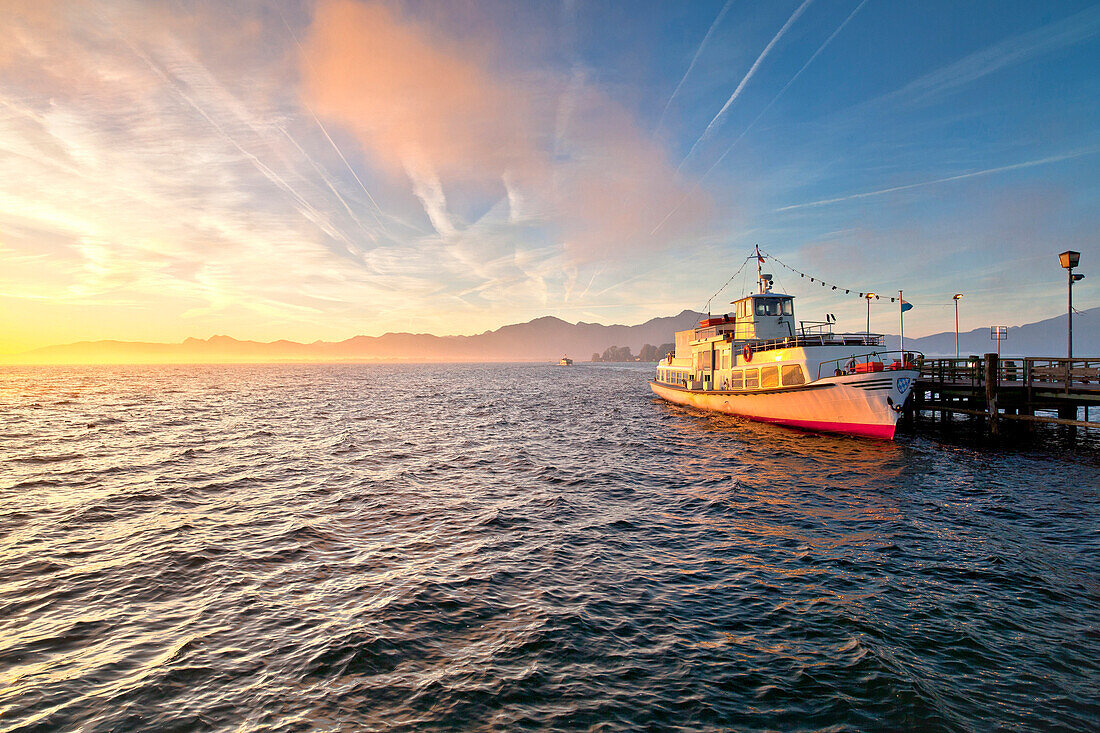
top-left (731, 291), bottom-right (794, 302)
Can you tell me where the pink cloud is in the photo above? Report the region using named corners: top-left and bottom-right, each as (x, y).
top-left (300, 0), bottom-right (540, 183)
top-left (300, 0), bottom-right (710, 261)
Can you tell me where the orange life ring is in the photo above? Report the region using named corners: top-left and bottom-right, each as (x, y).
top-left (742, 345), bottom-right (753, 362)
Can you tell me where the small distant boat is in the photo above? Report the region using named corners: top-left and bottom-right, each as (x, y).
top-left (558, 356), bottom-right (574, 366)
top-left (651, 250), bottom-right (919, 440)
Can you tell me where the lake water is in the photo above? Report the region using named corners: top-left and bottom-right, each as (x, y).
top-left (2, 363), bottom-right (1098, 731)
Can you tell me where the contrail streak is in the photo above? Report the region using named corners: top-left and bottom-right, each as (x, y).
top-left (593, 269), bottom-right (655, 298)
top-left (678, 0), bottom-right (815, 172)
top-left (124, 40), bottom-right (363, 257)
top-left (156, 34), bottom-right (385, 246)
top-left (702, 0), bottom-right (869, 178)
top-left (775, 148), bottom-right (1099, 212)
top-left (280, 11), bottom-right (389, 231)
top-left (654, 0), bottom-right (735, 136)
top-left (652, 0), bottom-right (859, 236)
top-left (277, 126), bottom-right (380, 244)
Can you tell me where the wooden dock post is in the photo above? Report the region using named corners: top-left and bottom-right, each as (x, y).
top-left (984, 353), bottom-right (999, 435)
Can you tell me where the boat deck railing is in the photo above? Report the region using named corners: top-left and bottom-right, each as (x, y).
top-left (732, 333), bottom-right (885, 354)
top-left (816, 351), bottom-right (923, 381)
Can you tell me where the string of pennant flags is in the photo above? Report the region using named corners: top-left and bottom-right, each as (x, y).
top-left (706, 247), bottom-right (926, 314)
top-left (703, 255), bottom-right (754, 314)
top-left (758, 248), bottom-right (912, 310)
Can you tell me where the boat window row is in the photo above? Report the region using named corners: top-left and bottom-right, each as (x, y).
top-left (756, 297), bottom-right (794, 317)
top-left (724, 364), bottom-right (806, 390)
top-left (657, 369), bottom-right (688, 383)
top-left (657, 364), bottom-right (806, 389)
top-left (734, 297), bottom-right (793, 318)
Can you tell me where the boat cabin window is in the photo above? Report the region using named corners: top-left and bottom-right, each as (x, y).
top-left (754, 297), bottom-right (793, 317)
top-left (730, 370), bottom-right (743, 389)
top-left (744, 368), bottom-right (759, 389)
top-left (781, 364), bottom-right (806, 386)
top-left (760, 366), bottom-right (779, 388)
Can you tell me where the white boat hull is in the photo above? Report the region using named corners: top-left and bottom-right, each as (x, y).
top-left (650, 371), bottom-right (917, 439)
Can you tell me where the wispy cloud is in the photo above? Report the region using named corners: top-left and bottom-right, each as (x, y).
top-left (0, 2), bottom-right (421, 341)
top-left (775, 148), bottom-right (1099, 212)
top-left (883, 4), bottom-right (1100, 107)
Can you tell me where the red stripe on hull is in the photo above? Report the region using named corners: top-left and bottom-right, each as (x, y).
top-left (748, 415), bottom-right (896, 440)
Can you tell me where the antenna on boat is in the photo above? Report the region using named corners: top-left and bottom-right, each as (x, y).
top-left (755, 245), bottom-right (773, 294)
top-left (756, 244), bottom-right (763, 292)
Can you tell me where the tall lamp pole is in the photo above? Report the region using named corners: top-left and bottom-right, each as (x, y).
top-left (1059, 251), bottom-right (1084, 358)
top-left (953, 293), bottom-right (963, 358)
top-left (865, 292), bottom-right (876, 335)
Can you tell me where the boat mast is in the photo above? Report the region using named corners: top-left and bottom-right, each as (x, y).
top-left (756, 245), bottom-right (764, 294)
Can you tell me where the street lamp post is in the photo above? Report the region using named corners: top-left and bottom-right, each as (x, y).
top-left (865, 292), bottom-right (876, 335)
top-left (953, 293), bottom-right (963, 359)
top-left (1059, 251), bottom-right (1084, 358)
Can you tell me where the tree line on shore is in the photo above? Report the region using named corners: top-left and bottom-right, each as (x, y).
top-left (590, 343), bottom-right (675, 362)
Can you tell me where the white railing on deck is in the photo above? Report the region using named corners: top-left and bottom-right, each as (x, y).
top-left (695, 332), bottom-right (884, 352)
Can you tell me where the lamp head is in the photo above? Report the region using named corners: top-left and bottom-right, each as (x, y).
top-left (953, 293), bottom-right (963, 300)
top-left (1059, 250), bottom-right (1080, 269)
top-left (1072, 273), bottom-right (1085, 282)
top-left (865, 292), bottom-right (876, 299)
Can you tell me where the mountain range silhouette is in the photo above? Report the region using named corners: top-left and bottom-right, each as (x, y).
top-left (5, 308), bottom-right (1095, 364)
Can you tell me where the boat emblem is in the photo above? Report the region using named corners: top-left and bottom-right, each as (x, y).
top-left (896, 377), bottom-right (912, 393)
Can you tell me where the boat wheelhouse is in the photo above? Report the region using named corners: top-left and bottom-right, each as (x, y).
top-left (650, 257), bottom-right (919, 439)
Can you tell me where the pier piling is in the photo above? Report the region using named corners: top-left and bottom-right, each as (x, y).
top-left (984, 353), bottom-right (999, 435)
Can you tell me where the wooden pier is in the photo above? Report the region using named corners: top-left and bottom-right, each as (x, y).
top-left (910, 355), bottom-right (1100, 433)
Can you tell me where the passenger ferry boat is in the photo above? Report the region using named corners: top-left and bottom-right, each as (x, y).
top-left (651, 258), bottom-right (919, 439)
top-left (558, 356), bottom-right (574, 366)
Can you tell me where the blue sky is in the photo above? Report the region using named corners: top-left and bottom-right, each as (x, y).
top-left (0, 0), bottom-right (1097, 351)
